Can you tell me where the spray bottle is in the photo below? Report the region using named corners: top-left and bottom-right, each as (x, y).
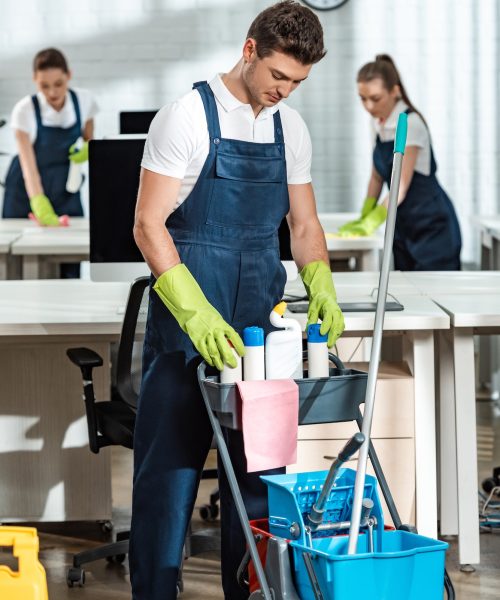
top-left (66, 137), bottom-right (84, 193)
top-left (220, 342), bottom-right (242, 384)
top-left (307, 323), bottom-right (329, 378)
top-left (265, 302), bottom-right (303, 380)
top-left (243, 326), bottom-right (265, 381)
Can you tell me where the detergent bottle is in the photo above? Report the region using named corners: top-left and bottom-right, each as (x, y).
top-left (220, 342), bottom-right (242, 384)
top-left (243, 326), bottom-right (265, 380)
top-left (265, 302), bottom-right (303, 380)
top-left (307, 323), bottom-right (329, 378)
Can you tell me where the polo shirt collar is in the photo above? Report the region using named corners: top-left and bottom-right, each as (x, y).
top-left (209, 74), bottom-right (280, 118)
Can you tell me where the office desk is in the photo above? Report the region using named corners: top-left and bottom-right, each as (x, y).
top-left (0, 280), bottom-right (130, 522)
top-left (471, 215), bottom-right (500, 269)
top-left (318, 213), bottom-right (384, 271)
top-left (432, 293), bottom-right (500, 568)
top-left (0, 217), bottom-right (89, 234)
top-left (285, 275), bottom-right (450, 538)
top-left (0, 233), bottom-right (20, 279)
top-left (10, 228), bottom-right (90, 279)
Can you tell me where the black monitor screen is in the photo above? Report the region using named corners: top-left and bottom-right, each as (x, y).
top-left (119, 111), bottom-right (158, 134)
top-left (89, 139), bottom-right (145, 263)
top-left (89, 138), bottom-right (292, 263)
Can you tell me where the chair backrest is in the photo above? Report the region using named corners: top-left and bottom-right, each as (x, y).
top-left (115, 276), bottom-right (150, 409)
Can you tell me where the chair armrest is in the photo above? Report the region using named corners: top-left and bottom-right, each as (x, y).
top-left (67, 347), bottom-right (103, 369)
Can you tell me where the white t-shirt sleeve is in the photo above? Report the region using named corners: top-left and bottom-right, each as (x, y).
top-left (141, 100), bottom-right (200, 179)
top-left (10, 95), bottom-right (36, 137)
top-left (285, 110), bottom-right (312, 185)
top-left (406, 112), bottom-right (428, 148)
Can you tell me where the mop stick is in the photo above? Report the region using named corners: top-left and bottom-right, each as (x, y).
top-left (347, 112), bottom-right (408, 555)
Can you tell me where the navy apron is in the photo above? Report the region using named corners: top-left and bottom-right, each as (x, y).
top-left (2, 89), bottom-right (83, 219)
top-left (373, 108), bottom-right (461, 270)
top-left (129, 81), bottom-right (289, 600)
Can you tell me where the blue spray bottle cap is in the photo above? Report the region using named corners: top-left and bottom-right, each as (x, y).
top-left (307, 323), bottom-right (327, 343)
top-left (243, 326), bottom-right (264, 347)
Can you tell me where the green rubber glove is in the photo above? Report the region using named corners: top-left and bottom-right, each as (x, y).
top-left (342, 204), bottom-right (387, 237)
top-left (29, 194), bottom-right (60, 227)
top-left (338, 197), bottom-right (378, 234)
top-left (153, 264), bottom-right (245, 370)
top-left (361, 196), bottom-right (378, 218)
top-left (68, 140), bottom-right (88, 164)
top-left (300, 260), bottom-right (345, 347)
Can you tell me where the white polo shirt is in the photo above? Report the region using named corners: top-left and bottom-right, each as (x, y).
top-left (142, 74), bottom-right (312, 209)
top-left (10, 88), bottom-right (98, 143)
top-left (371, 100), bottom-right (431, 176)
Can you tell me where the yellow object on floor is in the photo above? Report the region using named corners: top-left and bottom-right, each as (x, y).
top-left (0, 526), bottom-right (48, 600)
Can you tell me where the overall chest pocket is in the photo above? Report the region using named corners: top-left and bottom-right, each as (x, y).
top-left (206, 151), bottom-right (287, 229)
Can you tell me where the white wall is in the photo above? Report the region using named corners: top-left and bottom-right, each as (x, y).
top-left (0, 0), bottom-right (499, 263)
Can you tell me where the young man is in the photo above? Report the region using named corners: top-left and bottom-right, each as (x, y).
top-left (131, 2), bottom-right (344, 598)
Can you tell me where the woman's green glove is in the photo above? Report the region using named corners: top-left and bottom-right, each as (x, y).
top-left (68, 140), bottom-right (89, 164)
top-left (153, 264), bottom-right (245, 370)
top-left (29, 194), bottom-right (60, 226)
top-left (300, 260), bottom-right (345, 347)
top-left (340, 204), bottom-right (387, 237)
top-left (338, 197), bottom-right (378, 234)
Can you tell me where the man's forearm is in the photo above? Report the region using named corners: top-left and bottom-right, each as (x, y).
top-left (133, 220), bottom-right (181, 279)
top-left (290, 217), bottom-right (329, 271)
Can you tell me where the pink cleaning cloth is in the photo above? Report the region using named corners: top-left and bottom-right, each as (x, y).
top-left (237, 379), bottom-right (299, 473)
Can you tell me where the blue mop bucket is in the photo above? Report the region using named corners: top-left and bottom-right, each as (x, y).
top-left (290, 530), bottom-right (448, 600)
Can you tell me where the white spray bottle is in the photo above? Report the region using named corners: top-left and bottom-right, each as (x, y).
top-left (66, 137), bottom-right (84, 193)
top-left (265, 301), bottom-right (303, 380)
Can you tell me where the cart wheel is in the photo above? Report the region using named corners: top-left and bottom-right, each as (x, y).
top-left (481, 477), bottom-right (498, 495)
top-left (67, 567), bottom-right (85, 587)
top-left (100, 520), bottom-right (114, 534)
top-left (199, 503), bottom-right (219, 521)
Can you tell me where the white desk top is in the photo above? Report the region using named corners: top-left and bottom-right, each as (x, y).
top-left (0, 217), bottom-right (89, 234)
top-left (432, 293), bottom-right (500, 328)
top-left (403, 271), bottom-right (500, 294)
top-left (0, 233), bottom-right (19, 253)
top-left (318, 213), bottom-right (384, 251)
top-left (471, 215), bottom-right (500, 237)
top-left (11, 229), bottom-right (90, 255)
top-left (0, 280), bottom-right (130, 336)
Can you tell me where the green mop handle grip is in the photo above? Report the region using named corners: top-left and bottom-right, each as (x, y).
top-left (393, 112), bottom-right (408, 155)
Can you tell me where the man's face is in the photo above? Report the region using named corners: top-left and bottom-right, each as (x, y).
top-left (242, 41), bottom-right (312, 109)
top-left (33, 68), bottom-right (71, 111)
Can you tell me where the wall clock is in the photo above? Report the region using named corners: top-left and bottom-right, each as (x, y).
top-left (303, 0), bottom-right (350, 10)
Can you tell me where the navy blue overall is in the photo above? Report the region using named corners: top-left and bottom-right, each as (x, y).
top-left (373, 108), bottom-right (461, 270)
top-left (129, 81), bottom-right (289, 600)
top-left (2, 90), bottom-right (84, 219)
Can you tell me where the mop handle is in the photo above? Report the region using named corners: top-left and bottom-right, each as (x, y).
top-left (308, 432), bottom-right (365, 530)
top-left (347, 113), bottom-right (408, 555)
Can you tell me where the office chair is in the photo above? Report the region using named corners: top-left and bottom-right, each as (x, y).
top-left (66, 276), bottom-right (220, 592)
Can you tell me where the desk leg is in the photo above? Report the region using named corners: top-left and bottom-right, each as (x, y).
top-left (22, 256), bottom-right (40, 279)
top-left (453, 328), bottom-right (480, 567)
top-left (359, 249), bottom-right (379, 271)
top-left (404, 330), bottom-right (438, 538)
top-left (0, 256), bottom-right (7, 280)
top-left (438, 330), bottom-right (458, 535)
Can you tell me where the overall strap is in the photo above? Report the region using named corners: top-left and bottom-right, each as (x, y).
top-left (273, 110), bottom-right (284, 144)
top-left (31, 95), bottom-right (43, 129)
top-left (193, 81), bottom-right (221, 140)
top-left (69, 89), bottom-right (82, 132)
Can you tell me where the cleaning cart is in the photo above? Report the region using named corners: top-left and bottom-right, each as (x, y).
top-left (197, 112), bottom-right (455, 599)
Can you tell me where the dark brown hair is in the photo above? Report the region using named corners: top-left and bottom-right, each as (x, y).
top-left (247, 0), bottom-right (326, 65)
top-left (357, 54), bottom-right (426, 125)
top-left (33, 48), bottom-right (69, 73)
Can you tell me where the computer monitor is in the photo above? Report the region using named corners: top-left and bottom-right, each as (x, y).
top-left (119, 111), bottom-right (158, 134)
top-left (89, 137), bottom-right (295, 281)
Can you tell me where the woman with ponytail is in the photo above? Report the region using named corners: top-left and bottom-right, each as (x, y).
top-left (339, 54), bottom-right (461, 270)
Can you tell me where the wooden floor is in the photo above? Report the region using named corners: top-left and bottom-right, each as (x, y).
top-left (17, 401), bottom-right (500, 598)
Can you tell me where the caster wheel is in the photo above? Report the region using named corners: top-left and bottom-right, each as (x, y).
top-left (100, 520), bottom-right (114, 534)
top-left (482, 477), bottom-right (497, 495)
top-left (199, 503), bottom-right (219, 521)
top-left (67, 567), bottom-right (85, 587)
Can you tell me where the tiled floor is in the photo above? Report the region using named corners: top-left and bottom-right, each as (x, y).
top-left (15, 399), bottom-right (500, 599)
